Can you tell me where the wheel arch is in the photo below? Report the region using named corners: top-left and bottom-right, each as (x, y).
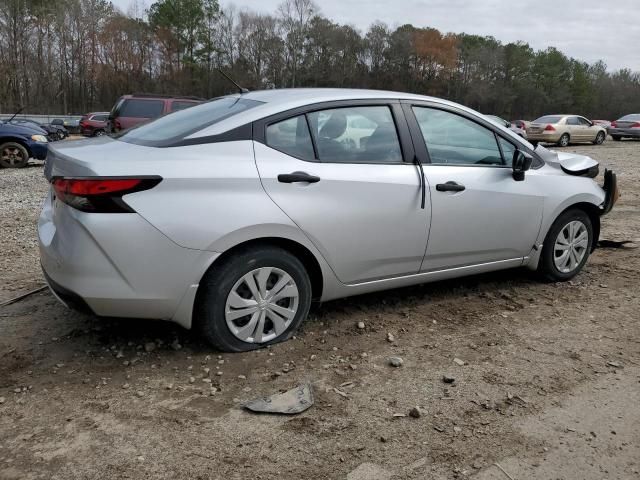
top-left (200, 236), bottom-right (325, 302)
top-left (527, 200), bottom-right (601, 271)
top-left (565, 202), bottom-right (601, 252)
top-left (0, 136), bottom-right (32, 156)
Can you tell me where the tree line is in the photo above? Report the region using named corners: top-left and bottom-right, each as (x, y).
top-left (1, 0), bottom-right (639, 119)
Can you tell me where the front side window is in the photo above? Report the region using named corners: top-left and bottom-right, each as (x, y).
top-left (116, 97), bottom-right (262, 146)
top-left (498, 137), bottom-right (517, 167)
top-left (578, 117), bottom-right (592, 126)
top-left (266, 115), bottom-right (315, 160)
top-left (92, 115), bottom-right (107, 122)
top-left (413, 107), bottom-right (504, 166)
top-left (307, 106), bottom-right (402, 163)
top-left (119, 99), bottom-right (164, 118)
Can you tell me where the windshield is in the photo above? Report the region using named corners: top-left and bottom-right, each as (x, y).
top-left (116, 97), bottom-right (263, 146)
top-left (533, 115), bottom-right (563, 124)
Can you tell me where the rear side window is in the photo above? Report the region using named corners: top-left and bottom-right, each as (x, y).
top-left (119, 99), bottom-right (164, 118)
top-left (307, 106), bottom-right (402, 163)
top-left (413, 107), bottom-right (504, 166)
top-left (171, 101), bottom-right (198, 112)
top-left (566, 117), bottom-right (580, 126)
top-left (266, 116), bottom-right (315, 160)
top-left (116, 97), bottom-right (262, 146)
top-left (620, 114), bottom-right (640, 121)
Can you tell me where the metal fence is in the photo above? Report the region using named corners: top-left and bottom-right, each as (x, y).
top-left (0, 114), bottom-right (82, 123)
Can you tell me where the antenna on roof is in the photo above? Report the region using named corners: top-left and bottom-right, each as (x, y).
top-left (217, 69), bottom-right (249, 94)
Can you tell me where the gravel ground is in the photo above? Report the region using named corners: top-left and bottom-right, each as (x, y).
top-left (0, 141), bottom-right (639, 479)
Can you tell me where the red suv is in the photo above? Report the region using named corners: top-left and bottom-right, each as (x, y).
top-left (107, 94), bottom-right (203, 133)
top-left (79, 112), bottom-right (109, 136)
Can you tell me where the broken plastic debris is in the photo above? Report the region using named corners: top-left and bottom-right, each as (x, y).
top-left (244, 383), bottom-right (314, 414)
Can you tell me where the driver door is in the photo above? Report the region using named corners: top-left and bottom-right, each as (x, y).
top-left (405, 103), bottom-right (545, 271)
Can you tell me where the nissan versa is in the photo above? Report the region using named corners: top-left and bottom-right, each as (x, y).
top-left (38, 89), bottom-right (618, 352)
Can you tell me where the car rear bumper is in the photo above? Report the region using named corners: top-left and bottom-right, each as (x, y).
top-left (38, 190), bottom-right (219, 328)
top-left (526, 132), bottom-right (562, 143)
top-left (607, 128), bottom-right (640, 138)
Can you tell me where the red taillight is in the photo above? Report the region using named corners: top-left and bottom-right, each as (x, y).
top-left (544, 124), bottom-right (556, 132)
top-left (631, 122), bottom-right (640, 128)
top-left (52, 177), bottom-right (161, 213)
top-left (611, 121), bottom-right (618, 128)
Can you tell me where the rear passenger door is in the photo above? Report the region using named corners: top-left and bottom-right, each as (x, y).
top-left (566, 116), bottom-right (584, 141)
top-left (253, 101), bottom-right (431, 284)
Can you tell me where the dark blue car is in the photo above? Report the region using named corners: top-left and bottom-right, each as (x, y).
top-left (0, 121), bottom-right (49, 168)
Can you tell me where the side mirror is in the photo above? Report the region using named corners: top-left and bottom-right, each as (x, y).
top-left (512, 150), bottom-right (533, 181)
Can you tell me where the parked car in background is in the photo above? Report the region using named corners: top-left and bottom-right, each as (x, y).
top-left (80, 112), bottom-right (109, 136)
top-left (107, 94), bottom-right (203, 133)
top-left (526, 115), bottom-right (607, 147)
top-left (592, 119), bottom-right (611, 129)
top-left (608, 114), bottom-right (640, 141)
top-left (3, 118), bottom-right (66, 141)
top-left (52, 118), bottom-right (80, 134)
top-left (485, 115), bottom-right (527, 138)
top-left (40, 88), bottom-right (618, 352)
top-left (512, 120), bottom-right (530, 130)
top-left (0, 121), bottom-right (48, 168)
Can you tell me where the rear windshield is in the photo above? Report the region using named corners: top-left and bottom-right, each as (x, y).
top-left (115, 97), bottom-right (263, 146)
top-left (533, 115), bottom-right (563, 124)
top-left (119, 99), bottom-right (164, 119)
top-left (619, 114), bottom-right (640, 121)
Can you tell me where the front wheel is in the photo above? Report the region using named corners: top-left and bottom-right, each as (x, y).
top-left (194, 246), bottom-right (312, 352)
top-left (0, 142), bottom-right (29, 168)
top-left (538, 209), bottom-right (593, 282)
top-left (557, 133), bottom-right (570, 147)
top-left (593, 131), bottom-right (606, 145)
top-left (94, 129), bottom-right (106, 137)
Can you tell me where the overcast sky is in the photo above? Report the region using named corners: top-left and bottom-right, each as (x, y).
top-left (112, 0), bottom-right (639, 72)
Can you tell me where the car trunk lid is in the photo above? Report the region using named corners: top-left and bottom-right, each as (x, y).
top-left (44, 136), bottom-right (156, 181)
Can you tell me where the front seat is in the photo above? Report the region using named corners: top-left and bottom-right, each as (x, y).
top-left (365, 122), bottom-right (401, 162)
top-left (317, 112), bottom-right (347, 161)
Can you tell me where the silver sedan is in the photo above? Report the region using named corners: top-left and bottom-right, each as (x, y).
top-left (39, 89), bottom-right (618, 352)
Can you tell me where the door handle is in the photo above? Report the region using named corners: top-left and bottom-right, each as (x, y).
top-left (278, 171), bottom-right (321, 184)
top-left (436, 181), bottom-right (465, 192)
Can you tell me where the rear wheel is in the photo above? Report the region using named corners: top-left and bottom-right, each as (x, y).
top-left (538, 209), bottom-right (593, 282)
top-left (94, 129), bottom-right (106, 137)
top-left (612, 135), bottom-right (622, 141)
top-left (0, 142), bottom-right (29, 168)
top-left (194, 246), bottom-right (312, 352)
top-left (557, 133), bottom-right (570, 147)
top-left (593, 131), bottom-right (606, 145)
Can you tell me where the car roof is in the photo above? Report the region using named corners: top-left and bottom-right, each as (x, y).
top-left (192, 88), bottom-right (498, 138)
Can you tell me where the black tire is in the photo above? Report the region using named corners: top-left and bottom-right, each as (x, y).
top-left (538, 209), bottom-right (593, 282)
top-left (557, 133), bottom-right (570, 147)
top-left (0, 142), bottom-right (29, 168)
top-left (612, 135), bottom-right (622, 141)
top-left (593, 131), bottom-right (606, 145)
top-left (194, 246), bottom-right (312, 352)
top-left (94, 129), bottom-right (106, 137)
